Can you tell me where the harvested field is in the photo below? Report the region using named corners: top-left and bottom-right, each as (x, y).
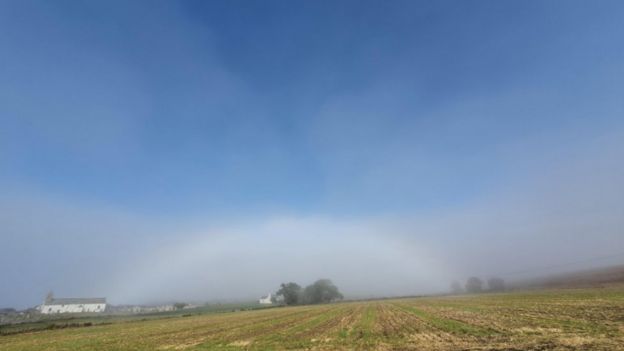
top-left (1, 286), bottom-right (623, 350)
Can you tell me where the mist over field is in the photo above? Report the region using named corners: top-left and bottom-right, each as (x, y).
top-left (1, 1), bottom-right (624, 310)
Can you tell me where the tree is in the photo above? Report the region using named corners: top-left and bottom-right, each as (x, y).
top-left (487, 277), bottom-right (505, 292)
top-left (174, 302), bottom-right (188, 310)
top-left (465, 277), bottom-right (483, 293)
top-left (276, 282), bottom-right (302, 305)
top-left (450, 281), bottom-right (463, 294)
top-left (302, 279), bottom-right (343, 304)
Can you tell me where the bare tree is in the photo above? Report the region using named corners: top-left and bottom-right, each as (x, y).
top-left (487, 277), bottom-right (505, 292)
top-left (450, 281), bottom-right (463, 294)
top-left (465, 277), bottom-right (483, 293)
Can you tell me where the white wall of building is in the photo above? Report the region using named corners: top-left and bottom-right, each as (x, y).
top-left (258, 293), bottom-right (272, 304)
top-left (41, 303), bottom-right (106, 314)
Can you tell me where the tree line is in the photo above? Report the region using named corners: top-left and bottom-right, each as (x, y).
top-left (275, 279), bottom-right (343, 305)
top-left (450, 277), bottom-right (505, 294)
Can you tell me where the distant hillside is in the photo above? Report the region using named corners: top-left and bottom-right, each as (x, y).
top-left (511, 264), bottom-right (624, 289)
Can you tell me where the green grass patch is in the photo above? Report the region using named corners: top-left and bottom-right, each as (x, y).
top-left (358, 305), bottom-right (377, 337)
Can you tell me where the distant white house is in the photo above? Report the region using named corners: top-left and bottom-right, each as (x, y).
top-left (39, 293), bottom-right (106, 314)
top-left (258, 293), bottom-right (273, 304)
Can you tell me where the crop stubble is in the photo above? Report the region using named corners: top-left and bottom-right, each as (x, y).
top-left (1, 286), bottom-right (623, 350)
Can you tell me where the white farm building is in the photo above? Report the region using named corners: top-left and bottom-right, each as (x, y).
top-left (39, 293), bottom-right (106, 314)
top-left (258, 293), bottom-right (273, 305)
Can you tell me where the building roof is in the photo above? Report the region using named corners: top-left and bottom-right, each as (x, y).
top-left (44, 297), bottom-right (106, 305)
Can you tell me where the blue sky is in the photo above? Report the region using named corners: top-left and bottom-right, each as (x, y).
top-left (1, 1), bottom-right (624, 308)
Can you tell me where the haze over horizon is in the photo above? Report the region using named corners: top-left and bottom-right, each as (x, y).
top-left (2, 0), bottom-right (624, 309)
